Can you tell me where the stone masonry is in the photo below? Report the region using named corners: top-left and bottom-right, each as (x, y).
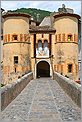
top-left (1, 78), bottom-right (81, 122)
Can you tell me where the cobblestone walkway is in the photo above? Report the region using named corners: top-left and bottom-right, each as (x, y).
top-left (1, 78), bottom-right (81, 122)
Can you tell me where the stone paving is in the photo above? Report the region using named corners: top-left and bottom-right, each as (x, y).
top-left (1, 78), bottom-right (81, 122)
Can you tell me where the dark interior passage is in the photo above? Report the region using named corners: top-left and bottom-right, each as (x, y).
top-left (37, 61), bottom-right (50, 78)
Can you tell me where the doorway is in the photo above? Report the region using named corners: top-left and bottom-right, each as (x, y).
top-left (37, 61), bottom-right (50, 78)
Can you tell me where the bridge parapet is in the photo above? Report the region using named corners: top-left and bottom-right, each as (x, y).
top-left (1, 72), bottom-right (33, 111)
top-left (54, 72), bottom-right (81, 107)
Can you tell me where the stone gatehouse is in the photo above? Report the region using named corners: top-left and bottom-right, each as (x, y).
top-left (1, 5), bottom-right (81, 84)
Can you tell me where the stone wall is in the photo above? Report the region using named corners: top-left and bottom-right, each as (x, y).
top-left (1, 72), bottom-right (33, 111)
top-left (54, 72), bottom-right (81, 107)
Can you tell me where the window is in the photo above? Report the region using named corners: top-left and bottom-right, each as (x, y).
top-left (24, 34), bottom-right (27, 41)
top-left (42, 34), bottom-right (44, 38)
top-left (20, 34), bottom-right (23, 41)
top-left (13, 35), bottom-right (17, 40)
top-left (38, 40), bottom-right (42, 50)
top-left (55, 35), bottom-right (57, 42)
top-left (62, 33), bottom-right (65, 42)
top-left (44, 40), bottom-right (49, 56)
top-left (68, 35), bottom-right (72, 42)
top-left (4, 34), bottom-right (7, 42)
top-left (76, 64), bottom-right (78, 73)
top-left (74, 34), bottom-right (78, 43)
top-left (68, 64), bottom-right (72, 73)
top-left (15, 67), bottom-right (16, 73)
top-left (58, 34), bottom-right (61, 41)
top-left (14, 56), bottom-right (18, 64)
top-left (1, 35), bottom-right (3, 40)
top-left (44, 40), bottom-right (48, 48)
top-left (57, 65), bottom-right (59, 72)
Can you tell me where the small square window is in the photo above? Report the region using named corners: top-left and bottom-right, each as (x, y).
top-left (68, 64), bottom-right (72, 73)
top-left (13, 35), bottom-right (17, 40)
top-left (14, 56), bottom-right (18, 64)
top-left (68, 35), bottom-right (72, 41)
top-left (1, 35), bottom-right (3, 40)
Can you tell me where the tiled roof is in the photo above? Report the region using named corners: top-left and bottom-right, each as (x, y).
top-left (53, 12), bottom-right (80, 19)
top-left (39, 16), bottom-right (51, 26)
top-left (2, 12), bottom-right (31, 18)
top-left (29, 25), bottom-right (56, 33)
top-left (29, 16), bottom-right (56, 33)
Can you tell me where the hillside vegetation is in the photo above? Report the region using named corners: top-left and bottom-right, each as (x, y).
top-left (9, 8), bottom-right (52, 22)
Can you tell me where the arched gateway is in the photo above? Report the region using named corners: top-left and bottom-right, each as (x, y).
top-left (37, 61), bottom-right (50, 78)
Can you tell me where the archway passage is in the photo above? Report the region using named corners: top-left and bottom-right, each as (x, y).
top-left (37, 61), bottom-right (50, 78)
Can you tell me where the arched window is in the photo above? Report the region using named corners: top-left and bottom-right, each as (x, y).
top-left (36, 40), bottom-right (42, 56)
top-left (44, 40), bottom-right (48, 49)
top-left (38, 40), bottom-right (42, 51)
top-left (44, 40), bottom-right (49, 56)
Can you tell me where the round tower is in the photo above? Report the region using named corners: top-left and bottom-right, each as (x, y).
top-left (53, 13), bottom-right (80, 80)
top-left (3, 12), bottom-right (31, 84)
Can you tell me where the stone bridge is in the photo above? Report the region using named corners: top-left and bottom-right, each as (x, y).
top-left (1, 72), bottom-right (81, 122)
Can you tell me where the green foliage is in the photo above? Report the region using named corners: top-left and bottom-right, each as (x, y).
top-left (9, 8), bottom-right (51, 22)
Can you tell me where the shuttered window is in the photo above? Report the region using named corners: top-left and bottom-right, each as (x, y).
top-left (62, 33), bottom-right (65, 42)
top-left (76, 64), bottom-right (78, 73)
top-left (20, 34), bottom-right (23, 41)
top-left (8, 34), bottom-right (10, 42)
top-left (74, 34), bottom-right (78, 43)
top-left (59, 34), bottom-right (61, 42)
top-left (55, 35), bottom-right (57, 42)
